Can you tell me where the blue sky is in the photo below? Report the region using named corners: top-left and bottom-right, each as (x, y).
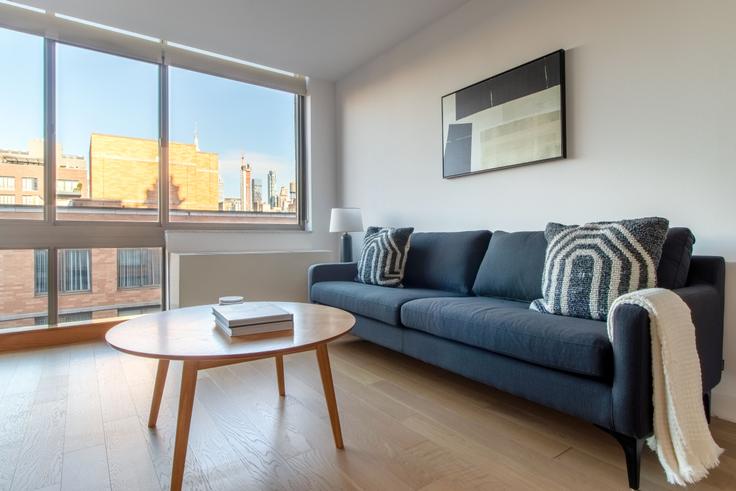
top-left (0, 27), bottom-right (296, 198)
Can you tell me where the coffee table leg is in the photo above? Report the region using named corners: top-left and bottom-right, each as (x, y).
top-left (148, 359), bottom-right (170, 428)
top-left (316, 344), bottom-right (343, 449)
top-left (275, 355), bottom-right (286, 397)
top-left (171, 360), bottom-right (198, 491)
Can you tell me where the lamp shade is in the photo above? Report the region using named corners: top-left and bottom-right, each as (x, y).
top-left (329, 208), bottom-right (363, 233)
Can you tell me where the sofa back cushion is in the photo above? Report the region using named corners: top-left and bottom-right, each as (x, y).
top-left (403, 230), bottom-right (491, 294)
top-left (472, 231), bottom-right (547, 302)
top-left (656, 227), bottom-right (696, 289)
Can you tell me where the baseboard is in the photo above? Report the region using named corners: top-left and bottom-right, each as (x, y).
top-left (0, 317), bottom-right (127, 353)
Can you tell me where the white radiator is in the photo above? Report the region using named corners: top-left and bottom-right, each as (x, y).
top-left (168, 250), bottom-right (334, 308)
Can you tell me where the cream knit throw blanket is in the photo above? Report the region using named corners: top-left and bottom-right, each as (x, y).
top-left (608, 288), bottom-right (723, 485)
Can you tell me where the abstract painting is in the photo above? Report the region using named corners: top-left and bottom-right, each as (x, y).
top-left (442, 50), bottom-right (566, 178)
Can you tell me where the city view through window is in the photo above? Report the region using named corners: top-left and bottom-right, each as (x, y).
top-left (0, 28), bottom-right (300, 224)
top-left (0, 25), bottom-right (302, 330)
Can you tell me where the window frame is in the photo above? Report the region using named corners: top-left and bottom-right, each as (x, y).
top-left (0, 18), bottom-right (308, 326)
top-left (0, 25), bottom-right (307, 232)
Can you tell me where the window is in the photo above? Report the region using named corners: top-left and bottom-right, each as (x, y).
top-left (0, 13), bottom-right (304, 332)
top-left (118, 305), bottom-right (160, 316)
top-left (35, 312), bottom-right (93, 325)
top-left (0, 177), bottom-right (14, 190)
top-left (22, 195), bottom-right (42, 205)
top-left (118, 248), bottom-right (161, 288)
top-left (34, 249), bottom-right (48, 295)
top-left (169, 67), bottom-right (300, 224)
top-left (59, 249), bottom-right (91, 293)
top-left (56, 43), bottom-right (159, 222)
top-left (22, 177), bottom-right (38, 191)
top-left (0, 27), bottom-right (44, 221)
top-left (59, 311), bottom-right (93, 323)
top-left (57, 248), bottom-right (162, 321)
top-left (57, 179), bottom-right (81, 194)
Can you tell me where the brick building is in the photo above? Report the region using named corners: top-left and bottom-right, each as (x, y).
top-left (0, 132), bottom-right (222, 330)
top-left (88, 133), bottom-right (220, 210)
top-left (0, 247), bottom-right (161, 330)
top-left (0, 139), bottom-right (88, 208)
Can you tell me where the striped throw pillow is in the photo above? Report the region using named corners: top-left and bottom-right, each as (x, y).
top-left (530, 217), bottom-right (669, 320)
top-left (357, 226), bottom-right (414, 287)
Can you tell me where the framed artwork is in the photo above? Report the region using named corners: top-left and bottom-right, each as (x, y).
top-left (442, 49), bottom-right (566, 178)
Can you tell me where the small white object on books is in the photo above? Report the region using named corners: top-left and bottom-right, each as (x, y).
top-left (219, 295), bottom-right (244, 305)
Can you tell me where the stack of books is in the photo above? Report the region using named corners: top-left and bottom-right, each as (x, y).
top-left (212, 303), bottom-right (294, 337)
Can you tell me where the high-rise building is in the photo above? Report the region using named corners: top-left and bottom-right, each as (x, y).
top-left (240, 154), bottom-right (252, 212)
top-left (289, 181), bottom-right (296, 203)
top-left (278, 185), bottom-right (289, 211)
top-left (252, 178), bottom-right (263, 212)
top-left (267, 170), bottom-right (276, 208)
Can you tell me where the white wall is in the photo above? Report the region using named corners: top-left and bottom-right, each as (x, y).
top-left (167, 77), bottom-right (339, 256)
top-left (336, 0), bottom-right (736, 420)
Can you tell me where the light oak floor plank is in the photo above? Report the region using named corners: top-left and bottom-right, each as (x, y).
top-left (0, 336), bottom-right (734, 490)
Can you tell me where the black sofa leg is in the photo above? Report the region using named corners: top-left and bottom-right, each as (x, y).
top-left (704, 391), bottom-right (712, 424)
top-left (596, 425), bottom-right (644, 490)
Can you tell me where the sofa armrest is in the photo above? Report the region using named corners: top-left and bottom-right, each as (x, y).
top-left (610, 279), bottom-right (725, 438)
top-left (610, 303), bottom-right (653, 438)
top-left (307, 262), bottom-right (357, 302)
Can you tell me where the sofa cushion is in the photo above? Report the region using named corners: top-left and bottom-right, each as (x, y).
top-left (401, 297), bottom-right (612, 378)
top-left (403, 230), bottom-right (491, 294)
top-left (657, 227), bottom-right (695, 289)
top-left (472, 231), bottom-right (547, 301)
top-left (311, 281), bottom-right (464, 326)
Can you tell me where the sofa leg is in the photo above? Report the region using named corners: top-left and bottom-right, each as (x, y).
top-left (595, 425), bottom-right (644, 490)
top-left (703, 391), bottom-right (712, 424)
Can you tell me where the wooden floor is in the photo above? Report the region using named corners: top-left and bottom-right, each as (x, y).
top-left (0, 336), bottom-right (734, 491)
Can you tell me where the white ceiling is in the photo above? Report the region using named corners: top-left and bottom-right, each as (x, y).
top-left (25, 0), bottom-right (470, 80)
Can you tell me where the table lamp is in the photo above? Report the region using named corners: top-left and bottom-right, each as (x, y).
top-left (329, 208), bottom-right (363, 262)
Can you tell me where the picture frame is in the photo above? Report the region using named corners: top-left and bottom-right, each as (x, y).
top-left (441, 49), bottom-right (566, 178)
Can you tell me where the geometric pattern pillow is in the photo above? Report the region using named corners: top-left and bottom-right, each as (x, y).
top-left (530, 217), bottom-right (669, 320)
top-left (356, 226), bottom-right (414, 287)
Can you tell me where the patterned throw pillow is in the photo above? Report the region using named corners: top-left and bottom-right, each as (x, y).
top-left (357, 226), bottom-right (414, 287)
top-left (530, 217), bottom-right (669, 320)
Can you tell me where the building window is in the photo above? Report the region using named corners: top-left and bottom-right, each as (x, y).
top-left (21, 177), bottom-right (38, 191)
top-left (117, 305), bottom-right (160, 316)
top-left (118, 248), bottom-right (161, 289)
top-left (0, 195), bottom-right (14, 205)
top-left (57, 179), bottom-right (81, 194)
top-left (34, 249), bottom-right (48, 295)
top-left (59, 311), bottom-right (93, 323)
top-left (35, 311), bottom-right (92, 324)
top-left (21, 195), bottom-right (42, 205)
top-left (0, 177), bottom-right (14, 190)
top-left (59, 249), bottom-right (91, 293)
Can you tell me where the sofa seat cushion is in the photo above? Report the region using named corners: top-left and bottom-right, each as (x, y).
top-left (311, 281), bottom-right (465, 326)
top-left (400, 297), bottom-right (612, 378)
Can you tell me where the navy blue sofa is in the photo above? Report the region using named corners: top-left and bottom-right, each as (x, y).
top-left (308, 229), bottom-right (725, 490)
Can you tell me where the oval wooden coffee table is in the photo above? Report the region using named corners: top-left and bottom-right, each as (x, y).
top-left (106, 302), bottom-right (355, 491)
